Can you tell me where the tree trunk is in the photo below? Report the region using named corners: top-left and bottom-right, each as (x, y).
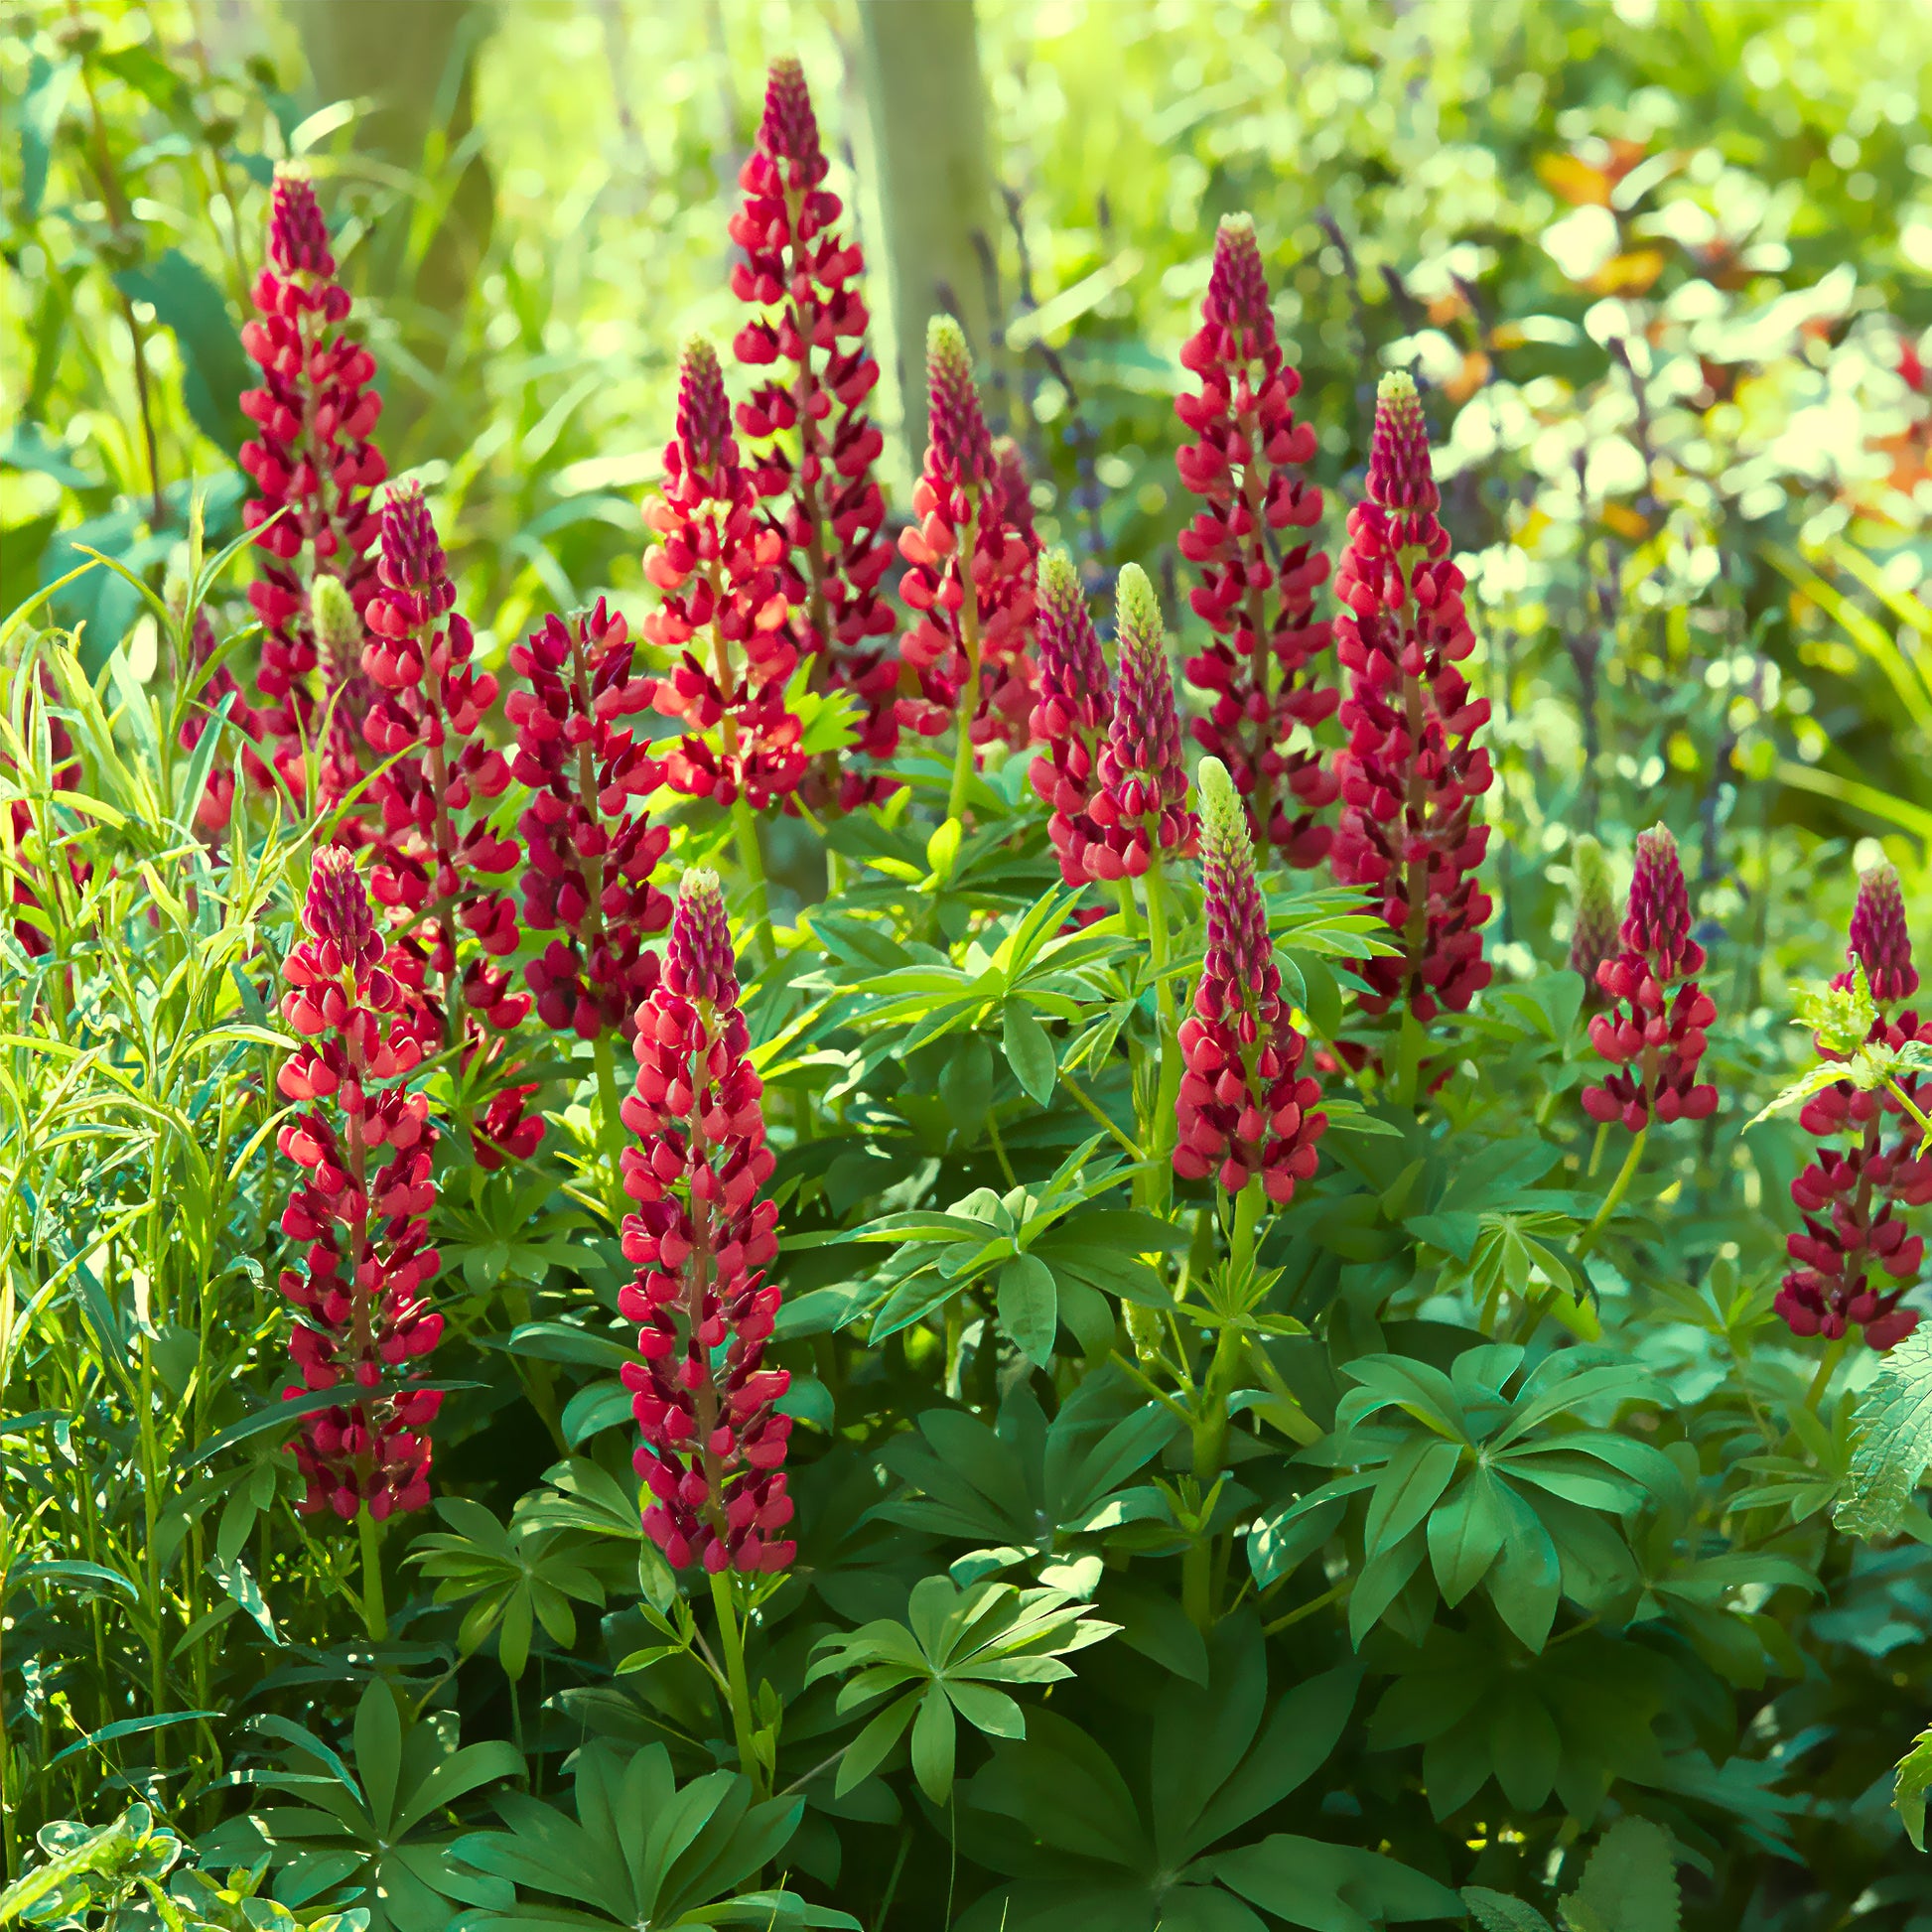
top-left (286, 0), bottom-right (495, 444)
top-left (855, 0), bottom-right (995, 484)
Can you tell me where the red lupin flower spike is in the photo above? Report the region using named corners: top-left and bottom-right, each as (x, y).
top-left (1583, 825), bottom-right (1718, 1132)
top-left (240, 167), bottom-right (387, 798)
top-left (1175, 757), bottom-right (1326, 1202)
top-left (276, 848), bottom-right (442, 1522)
top-left (645, 338), bottom-right (807, 809)
top-left (1330, 370), bottom-right (1493, 1022)
top-left (1063, 564), bottom-right (1196, 883)
top-left (730, 57), bottom-right (897, 808)
top-left (360, 484), bottom-right (524, 1033)
top-left (508, 599), bottom-right (673, 1039)
top-left (1029, 549), bottom-right (1114, 887)
top-left (1775, 863), bottom-right (1930, 1350)
top-left (1175, 214), bottom-right (1337, 867)
top-left (617, 871), bottom-right (793, 1576)
top-left (897, 316), bottom-right (1040, 780)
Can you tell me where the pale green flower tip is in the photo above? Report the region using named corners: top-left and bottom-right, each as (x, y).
top-left (1376, 368), bottom-right (1420, 407)
top-left (1038, 547), bottom-right (1080, 603)
top-left (1114, 562), bottom-right (1162, 651)
top-left (310, 575), bottom-right (359, 654)
top-left (1196, 756), bottom-right (1249, 854)
top-left (925, 312), bottom-right (970, 373)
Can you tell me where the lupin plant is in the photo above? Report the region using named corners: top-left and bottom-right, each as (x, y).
top-left (239, 168), bottom-right (387, 792)
top-left (1567, 832), bottom-right (1618, 993)
top-left (275, 849), bottom-right (441, 1631)
top-left (1065, 563), bottom-right (1195, 885)
top-left (1175, 757), bottom-right (1326, 1206)
top-left (617, 868), bottom-right (790, 1582)
top-left (1583, 824), bottom-right (1718, 1136)
top-left (1175, 214), bottom-right (1337, 867)
top-left (730, 57), bottom-right (898, 806)
top-left (1028, 548), bottom-right (1114, 887)
top-left (360, 485), bottom-right (525, 1045)
top-left (644, 337), bottom-right (807, 818)
top-left (1331, 370), bottom-right (1493, 1024)
top-left (1775, 864), bottom-right (1931, 1350)
top-left (897, 314), bottom-right (1040, 817)
top-left (507, 600), bottom-right (673, 1175)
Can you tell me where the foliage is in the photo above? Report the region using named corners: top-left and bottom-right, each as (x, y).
top-left (4, 3), bottom-right (1932, 1931)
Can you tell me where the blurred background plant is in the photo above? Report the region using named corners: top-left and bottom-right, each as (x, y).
top-left (4, 0), bottom-right (1932, 1925)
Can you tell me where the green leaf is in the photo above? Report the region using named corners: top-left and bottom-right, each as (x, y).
top-left (998, 1253), bottom-right (1059, 1368)
top-left (113, 249), bottom-right (250, 451)
top-left (1559, 1818), bottom-right (1679, 1932)
top-left (1894, 1721), bottom-right (1932, 1851)
top-left (1003, 1001), bottom-right (1058, 1106)
top-left (1427, 1470), bottom-right (1509, 1606)
top-left (910, 1680), bottom-right (957, 1802)
top-left (1486, 1483), bottom-right (1564, 1652)
top-left (1210, 1834), bottom-right (1463, 1931)
top-left (1838, 1327), bottom-right (1932, 1538)
top-left (1464, 1890), bottom-right (1557, 1932)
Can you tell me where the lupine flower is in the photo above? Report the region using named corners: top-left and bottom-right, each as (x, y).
top-left (1175, 758), bottom-right (1327, 1201)
top-left (729, 57), bottom-right (897, 806)
top-left (508, 601), bottom-right (673, 1039)
top-left (1029, 550), bottom-right (1114, 887)
top-left (1330, 371), bottom-right (1493, 1022)
top-left (359, 485), bottom-right (523, 1035)
top-left (1567, 833), bottom-right (1617, 993)
top-left (1775, 863), bottom-right (1930, 1349)
top-left (276, 849), bottom-right (441, 1522)
top-left (1175, 214), bottom-right (1337, 868)
top-left (617, 871), bottom-right (792, 1575)
top-left (176, 607), bottom-right (273, 836)
top-left (1061, 565), bottom-right (1195, 883)
top-left (897, 316), bottom-right (1040, 751)
top-left (645, 339), bottom-right (808, 808)
top-left (240, 168), bottom-right (387, 788)
top-left (310, 576), bottom-right (375, 824)
top-left (4, 672), bottom-right (86, 959)
top-left (1582, 825), bottom-right (1718, 1131)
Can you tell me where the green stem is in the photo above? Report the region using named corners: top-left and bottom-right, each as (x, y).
top-left (591, 1030), bottom-right (628, 1214)
top-left (1262, 1576), bottom-right (1351, 1637)
top-left (709, 1569), bottom-right (764, 1798)
top-left (1805, 1333), bottom-right (1849, 1413)
top-left (1060, 1070), bottom-right (1144, 1162)
top-left (1144, 859), bottom-right (1181, 1214)
top-left (1181, 1324), bottom-right (1241, 1630)
top-left (732, 798), bottom-right (773, 971)
top-left (358, 1507), bottom-right (387, 1643)
top-left (945, 504), bottom-right (984, 824)
top-left (1229, 1175), bottom-right (1265, 1277)
top-left (1573, 1126), bottom-right (1646, 1262)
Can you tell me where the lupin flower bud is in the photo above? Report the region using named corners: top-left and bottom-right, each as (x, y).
top-left (617, 871), bottom-right (792, 1575)
top-left (897, 316), bottom-right (1040, 752)
top-left (1028, 550), bottom-right (1114, 886)
top-left (1567, 834), bottom-right (1618, 991)
top-left (1175, 215), bottom-right (1337, 868)
top-left (240, 168), bottom-right (387, 790)
top-left (645, 338), bottom-right (808, 808)
top-left (1063, 566), bottom-right (1196, 882)
top-left (1842, 862), bottom-right (1919, 1005)
top-left (1330, 371), bottom-right (1493, 1022)
top-left (508, 600), bottom-right (673, 1039)
top-left (1174, 758), bottom-right (1326, 1202)
top-left (311, 574), bottom-right (375, 820)
top-left (1583, 826), bottom-right (1718, 1131)
top-left (730, 58), bottom-right (898, 808)
top-left (1775, 864), bottom-right (1930, 1350)
top-left (276, 849), bottom-right (442, 1522)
